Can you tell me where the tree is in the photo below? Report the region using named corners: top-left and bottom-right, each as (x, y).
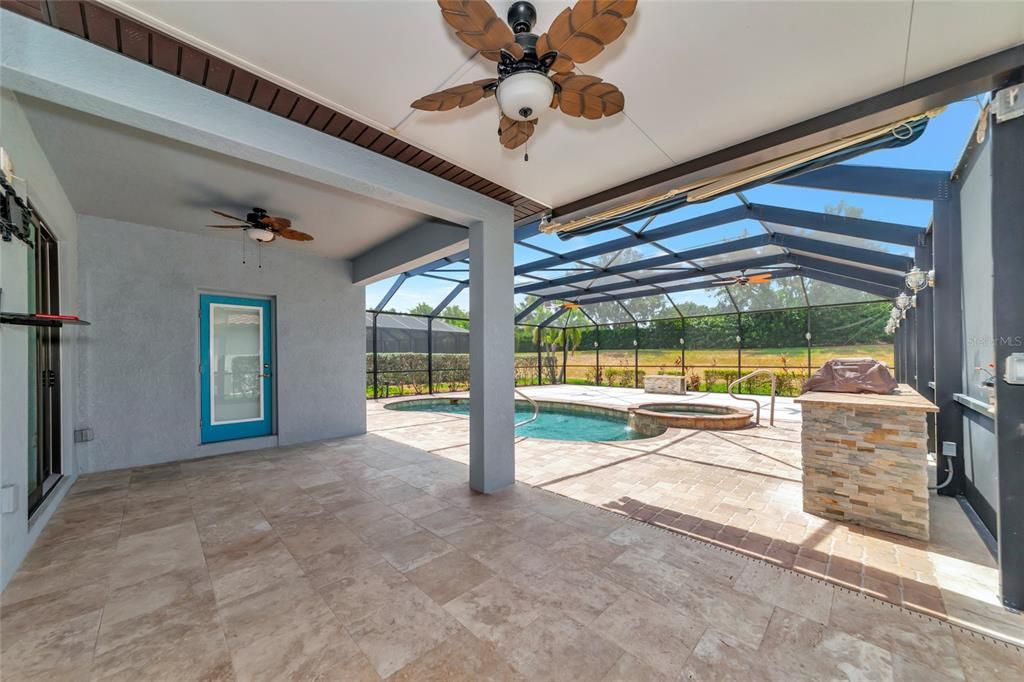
top-left (824, 200), bottom-right (864, 219)
top-left (407, 302), bottom-right (433, 316)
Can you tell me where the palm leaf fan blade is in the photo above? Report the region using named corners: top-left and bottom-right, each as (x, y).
top-left (411, 80), bottom-right (496, 111)
top-left (437, 0), bottom-right (519, 62)
top-left (537, 0), bottom-right (638, 73)
top-left (498, 115), bottom-right (535, 149)
top-left (553, 74), bottom-right (625, 118)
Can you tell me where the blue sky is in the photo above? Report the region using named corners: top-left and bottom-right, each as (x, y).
top-left (367, 99), bottom-right (981, 314)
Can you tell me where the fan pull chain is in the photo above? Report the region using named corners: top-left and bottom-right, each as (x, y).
top-left (258, 241), bottom-right (262, 269)
top-left (241, 230), bottom-right (246, 265)
top-left (524, 137), bottom-right (529, 163)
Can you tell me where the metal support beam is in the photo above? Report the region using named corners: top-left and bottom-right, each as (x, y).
top-left (538, 306), bottom-right (569, 328)
top-left (515, 297), bottom-right (545, 323)
top-left (517, 205), bottom-right (750, 274)
top-left (771, 233), bottom-right (912, 272)
top-left (991, 111), bottom-right (1024, 610)
top-left (538, 255), bottom-right (786, 299)
top-left (515, 234), bottom-right (771, 293)
top-left (568, 269), bottom-right (803, 305)
top-left (786, 255), bottom-right (905, 289)
top-left (775, 165), bottom-right (951, 201)
top-left (749, 203), bottom-right (925, 246)
top-left (429, 282), bottom-right (467, 317)
top-left (796, 269), bottom-right (900, 299)
top-left (932, 195), bottom-right (965, 498)
top-left (373, 274), bottom-right (407, 311)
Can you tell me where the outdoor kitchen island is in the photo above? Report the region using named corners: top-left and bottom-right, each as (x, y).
top-left (795, 385), bottom-right (938, 541)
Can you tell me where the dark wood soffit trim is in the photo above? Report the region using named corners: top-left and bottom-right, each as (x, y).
top-left (1, 0), bottom-right (549, 221)
top-left (552, 43), bottom-right (1024, 222)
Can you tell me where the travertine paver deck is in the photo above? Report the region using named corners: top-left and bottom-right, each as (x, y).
top-left (2, 432), bottom-right (1022, 680)
top-left (370, 385), bottom-right (1024, 648)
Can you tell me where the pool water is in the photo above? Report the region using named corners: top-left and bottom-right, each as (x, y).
top-left (386, 399), bottom-right (648, 441)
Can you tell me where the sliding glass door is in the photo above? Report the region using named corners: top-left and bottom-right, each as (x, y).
top-left (28, 217), bottom-right (62, 513)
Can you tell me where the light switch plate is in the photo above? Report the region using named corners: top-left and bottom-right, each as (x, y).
top-left (1, 485), bottom-right (17, 514)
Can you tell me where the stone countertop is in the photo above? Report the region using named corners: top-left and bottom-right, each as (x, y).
top-left (794, 384), bottom-right (938, 412)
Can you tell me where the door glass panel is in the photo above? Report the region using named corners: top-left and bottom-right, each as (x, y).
top-left (210, 304), bottom-right (263, 423)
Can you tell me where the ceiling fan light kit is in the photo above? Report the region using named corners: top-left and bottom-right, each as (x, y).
top-left (496, 72), bottom-right (554, 122)
top-left (412, 0), bottom-right (636, 151)
top-left (246, 227), bottom-right (276, 242)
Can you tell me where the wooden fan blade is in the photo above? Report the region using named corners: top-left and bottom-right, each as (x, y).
top-left (259, 215), bottom-right (292, 229)
top-left (277, 228), bottom-right (314, 242)
top-left (411, 79), bottom-right (497, 112)
top-left (498, 115), bottom-right (536, 150)
top-left (536, 0), bottom-right (638, 73)
top-left (438, 1), bottom-right (520, 62)
top-left (210, 209), bottom-right (247, 222)
top-left (747, 274), bottom-right (773, 283)
top-left (552, 73), bottom-right (625, 119)
top-left (206, 224), bottom-right (245, 229)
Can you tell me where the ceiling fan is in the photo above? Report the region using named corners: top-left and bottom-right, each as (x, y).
top-left (206, 208), bottom-right (313, 243)
top-left (411, 0), bottom-right (637, 152)
top-left (719, 271), bottom-right (773, 286)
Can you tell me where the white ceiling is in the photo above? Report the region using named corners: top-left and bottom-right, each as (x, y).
top-left (21, 96), bottom-right (430, 260)
top-left (109, 1), bottom-right (1023, 210)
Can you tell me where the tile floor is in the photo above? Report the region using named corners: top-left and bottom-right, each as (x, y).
top-left (370, 385), bottom-right (1024, 647)
top-left (0, 389), bottom-right (1020, 680)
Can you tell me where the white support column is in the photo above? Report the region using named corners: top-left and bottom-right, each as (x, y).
top-left (469, 211), bottom-right (515, 493)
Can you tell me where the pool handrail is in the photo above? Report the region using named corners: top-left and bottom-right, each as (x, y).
top-left (727, 370), bottom-right (776, 426)
top-left (514, 388), bottom-right (540, 428)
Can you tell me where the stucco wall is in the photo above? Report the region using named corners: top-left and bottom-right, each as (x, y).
top-left (75, 216), bottom-right (366, 473)
top-left (0, 89), bottom-right (80, 589)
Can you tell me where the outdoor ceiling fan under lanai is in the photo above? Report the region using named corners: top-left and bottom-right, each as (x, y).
top-left (411, 0), bottom-right (637, 151)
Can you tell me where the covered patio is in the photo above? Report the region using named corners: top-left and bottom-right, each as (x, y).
top-left (2, 1), bottom-right (1024, 679)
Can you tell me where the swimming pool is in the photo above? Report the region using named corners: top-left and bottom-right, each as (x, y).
top-left (385, 398), bottom-right (658, 441)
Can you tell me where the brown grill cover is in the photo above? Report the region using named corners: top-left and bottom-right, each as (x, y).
top-left (802, 358), bottom-right (898, 395)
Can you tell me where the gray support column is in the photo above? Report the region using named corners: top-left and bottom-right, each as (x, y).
top-left (932, 196), bottom-right (965, 497)
top-left (894, 327), bottom-right (904, 383)
top-left (906, 308), bottom-right (918, 389)
top-left (991, 110), bottom-right (1024, 610)
top-left (469, 213), bottom-right (515, 493)
top-left (915, 233), bottom-right (936, 454)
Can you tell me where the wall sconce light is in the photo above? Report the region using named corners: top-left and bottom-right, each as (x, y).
top-left (894, 291), bottom-right (912, 311)
top-left (904, 266), bottom-right (934, 293)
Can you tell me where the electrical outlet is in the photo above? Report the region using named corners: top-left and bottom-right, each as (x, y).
top-left (942, 441), bottom-right (958, 458)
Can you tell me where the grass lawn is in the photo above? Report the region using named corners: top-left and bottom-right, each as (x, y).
top-left (368, 344), bottom-right (894, 397)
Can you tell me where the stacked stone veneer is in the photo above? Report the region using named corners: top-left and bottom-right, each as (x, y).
top-left (643, 375), bottom-right (687, 395)
top-left (798, 389), bottom-right (935, 541)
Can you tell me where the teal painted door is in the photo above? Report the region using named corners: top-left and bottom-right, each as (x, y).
top-left (200, 294), bottom-right (273, 443)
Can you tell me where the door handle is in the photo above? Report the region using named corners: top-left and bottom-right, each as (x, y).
top-left (258, 372), bottom-right (273, 378)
